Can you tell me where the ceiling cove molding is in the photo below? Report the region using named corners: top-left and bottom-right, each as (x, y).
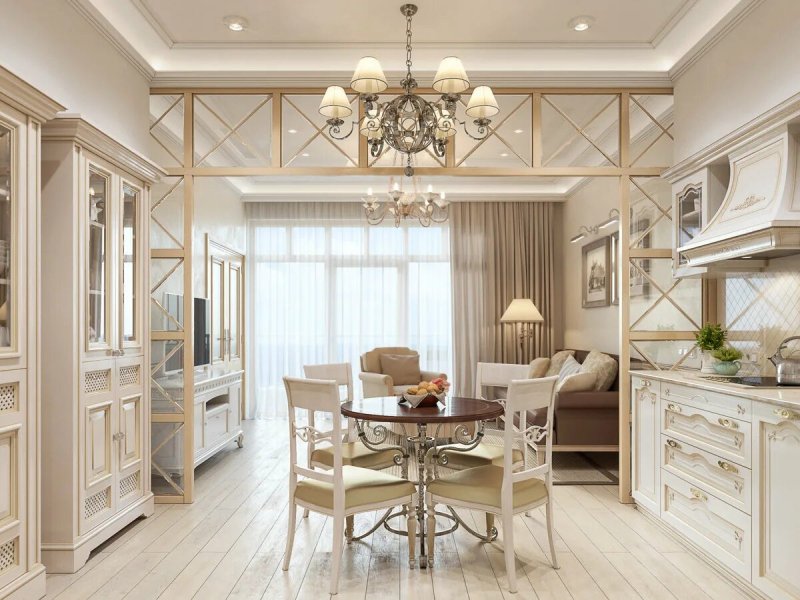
top-left (150, 71), bottom-right (673, 89)
top-left (650, 0), bottom-right (700, 47)
top-left (240, 194), bottom-right (566, 203)
top-left (68, 0), bottom-right (156, 80)
top-left (130, 0), bottom-right (175, 48)
top-left (669, 0), bottom-right (764, 81)
top-left (662, 91), bottom-right (800, 183)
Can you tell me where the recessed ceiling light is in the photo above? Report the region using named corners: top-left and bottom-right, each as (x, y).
top-left (568, 16), bottom-right (594, 32)
top-left (301, 152), bottom-right (310, 157)
top-left (500, 152), bottom-right (509, 157)
top-left (223, 15), bottom-right (249, 32)
top-left (288, 129), bottom-right (298, 134)
top-left (513, 129), bottom-right (524, 134)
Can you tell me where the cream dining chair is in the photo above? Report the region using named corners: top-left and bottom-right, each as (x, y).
top-left (301, 363), bottom-right (404, 531)
top-left (283, 377), bottom-right (417, 595)
top-left (426, 376), bottom-right (560, 593)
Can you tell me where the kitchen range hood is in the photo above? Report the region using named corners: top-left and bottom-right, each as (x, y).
top-left (679, 126), bottom-right (800, 266)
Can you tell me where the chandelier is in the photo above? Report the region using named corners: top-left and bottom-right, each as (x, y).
top-left (318, 3), bottom-right (500, 176)
top-left (363, 174), bottom-right (449, 228)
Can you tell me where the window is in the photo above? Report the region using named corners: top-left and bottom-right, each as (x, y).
top-left (249, 218), bottom-right (452, 418)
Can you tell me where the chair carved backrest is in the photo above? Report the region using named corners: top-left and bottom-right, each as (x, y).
top-left (284, 377), bottom-right (345, 508)
top-left (303, 363), bottom-right (354, 402)
top-left (474, 362), bottom-right (531, 400)
top-left (502, 376), bottom-right (559, 505)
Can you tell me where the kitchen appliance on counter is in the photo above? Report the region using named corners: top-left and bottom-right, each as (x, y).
top-left (769, 335), bottom-right (800, 385)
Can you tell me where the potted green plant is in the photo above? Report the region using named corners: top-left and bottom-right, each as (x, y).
top-left (694, 323), bottom-right (727, 373)
top-left (712, 346), bottom-right (743, 376)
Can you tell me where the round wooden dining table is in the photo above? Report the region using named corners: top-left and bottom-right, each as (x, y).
top-left (341, 396), bottom-right (504, 568)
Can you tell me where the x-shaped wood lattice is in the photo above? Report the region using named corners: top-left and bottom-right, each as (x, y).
top-left (151, 422), bottom-right (186, 495)
top-left (542, 95), bottom-right (618, 167)
top-left (150, 96), bottom-right (184, 165)
top-left (283, 95), bottom-right (358, 167)
top-left (194, 95), bottom-right (272, 166)
top-left (456, 95), bottom-right (531, 167)
top-left (630, 95), bottom-right (674, 166)
top-left (629, 177), bottom-right (672, 248)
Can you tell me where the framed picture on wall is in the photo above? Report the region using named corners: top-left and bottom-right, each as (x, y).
top-left (582, 237), bottom-right (610, 308)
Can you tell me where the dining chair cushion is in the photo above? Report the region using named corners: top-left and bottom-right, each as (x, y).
top-left (557, 371), bottom-right (597, 393)
top-left (380, 353), bottom-right (422, 385)
top-left (311, 442), bottom-right (400, 470)
top-left (428, 464), bottom-right (548, 509)
top-left (295, 465), bottom-right (415, 511)
top-left (440, 444), bottom-right (524, 469)
top-left (545, 350), bottom-right (576, 377)
top-left (528, 357), bottom-right (550, 378)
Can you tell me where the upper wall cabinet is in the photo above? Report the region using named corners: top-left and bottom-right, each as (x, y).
top-left (0, 68), bottom-right (63, 600)
top-left (40, 118), bottom-right (164, 573)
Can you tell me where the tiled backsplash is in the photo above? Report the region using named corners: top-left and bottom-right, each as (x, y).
top-left (719, 267), bottom-right (800, 376)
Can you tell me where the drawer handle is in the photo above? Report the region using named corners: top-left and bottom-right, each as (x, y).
top-left (773, 408), bottom-right (800, 420)
top-left (663, 387), bottom-right (669, 396)
top-left (643, 380), bottom-right (651, 387)
top-left (690, 487), bottom-right (708, 502)
top-left (666, 403), bottom-right (682, 413)
top-left (666, 439), bottom-right (681, 449)
top-left (717, 417), bottom-right (738, 429)
top-left (717, 460), bottom-right (739, 474)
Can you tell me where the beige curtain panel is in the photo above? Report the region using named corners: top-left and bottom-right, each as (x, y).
top-left (450, 202), bottom-right (557, 396)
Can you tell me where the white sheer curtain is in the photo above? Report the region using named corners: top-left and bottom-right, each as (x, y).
top-left (246, 203), bottom-right (453, 418)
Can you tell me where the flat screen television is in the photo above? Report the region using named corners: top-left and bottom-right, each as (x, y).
top-left (163, 294), bottom-right (211, 372)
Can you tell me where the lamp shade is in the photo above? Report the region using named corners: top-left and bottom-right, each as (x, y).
top-left (432, 56), bottom-right (470, 94)
top-left (319, 86), bottom-right (353, 119)
top-left (351, 56), bottom-right (388, 94)
top-left (466, 85), bottom-right (500, 119)
top-left (500, 299), bottom-right (544, 323)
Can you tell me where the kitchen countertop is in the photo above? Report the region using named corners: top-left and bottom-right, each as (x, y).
top-left (631, 369), bottom-right (800, 410)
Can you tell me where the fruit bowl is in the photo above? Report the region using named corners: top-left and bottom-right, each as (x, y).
top-left (400, 378), bottom-right (449, 407)
top-left (402, 391), bottom-right (445, 408)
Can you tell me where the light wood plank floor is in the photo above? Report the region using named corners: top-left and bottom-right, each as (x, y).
top-left (45, 419), bottom-right (755, 600)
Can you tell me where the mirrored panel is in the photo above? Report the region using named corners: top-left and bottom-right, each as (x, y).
top-left (630, 177), bottom-right (672, 250)
top-left (88, 168), bottom-right (110, 346)
top-left (630, 95), bottom-right (674, 167)
top-left (0, 124), bottom-right (12, 349)
top-left (282, 94), bottom-right (358, 167)
top-left (151, 422), bottom-right (185, 496)
top-left (541, 94), bottom-right (619, 167)
top-left (121, 183), bottom-right (139, 343)
top-left (631, 340), bottom-right (701, 371)
top-left (194, 95), bottom-right (272, 167)
top-left (149, 94), bottom-right (184, 167)
top-left (455, 95), bottom-right (531, 167)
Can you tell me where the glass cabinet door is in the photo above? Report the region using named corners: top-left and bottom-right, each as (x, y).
top-left (676, 185), bottom-right (702, 266)
top-left (210, 257), bottom-right (224, 362)
top-left (121, 182), bottom-right (139, 346)
top-left (88, 168), bottom-right (110, 348)
top-left (0, 124), bottom-right (12, 349)
top-left (228, 263), bottom-right (241, 359)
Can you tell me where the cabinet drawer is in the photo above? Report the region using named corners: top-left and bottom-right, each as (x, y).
top-left (661, 400), bottom-right (750, 468)
top-left (205, 404), bottom-right (230, 446)
top-left (662, 382), bottom-right (751, 421)
top-left (753, 401), bottom-right (800, 423)
top-left (632, 376), bottom-right (659, 395)
top-left (661, 470), bottom-right (751, 579)
top-left (661, 435), bottom-right (751, 514)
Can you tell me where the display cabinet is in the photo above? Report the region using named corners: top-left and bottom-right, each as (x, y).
top-left (40, 117), bottom-right (162, 572)
top-left (207, 236), bottom-right (244, 374)
top-left (0, 68), bottom-right (63, 600)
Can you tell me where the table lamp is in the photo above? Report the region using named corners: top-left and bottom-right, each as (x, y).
top-left (500, 299), bottom-right (544, 363)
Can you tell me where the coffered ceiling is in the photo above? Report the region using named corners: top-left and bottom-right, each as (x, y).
top-left (73, 0), bottom-right (760, 84)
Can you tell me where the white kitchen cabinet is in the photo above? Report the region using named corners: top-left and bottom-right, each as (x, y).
top-left (0, 69), bottom-right (62, 599)
top-left (752, 402), bottom-right (800, 600)
top-left (631, 376), bottom-right (659, 513)
top-left (40, 118), bottom-right (162, 573)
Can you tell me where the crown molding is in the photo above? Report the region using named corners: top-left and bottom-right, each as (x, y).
top-left (42, 116), bottom-right (166, 183)
top-left (662, 91), bottom-right (800, 182)
top-left (651, 0), bottom-right (700, 47)
top-left (130, 0), bottom-right (174, 48)
top-left (0, 68), bottom-right (65, 123)
top-left (150, 70), bottom-right (673, 89)
top-left (67, 0), bottom-right (155, 80)
top-left (240, 193), bottom-right (565, 203)
top-left (669, 0), bottom-right (764, 80)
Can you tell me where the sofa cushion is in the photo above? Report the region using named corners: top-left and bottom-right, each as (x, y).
top-left (579, 350), bottom-right (618, 391)
top-left (546, 350), bottom-right (576, 377)
top-left (557, 372), bottom-right (597, 393)
top-left (557, 355), bottom-right (582, 382)
top-left (380, 354), bottom-right (421, 385)
top-left (528, 357), bottom-right (550, 378)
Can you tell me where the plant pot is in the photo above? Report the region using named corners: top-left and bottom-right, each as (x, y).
top-left (714, 360), bottom-right (742, 376)
top-left (700, 350), bottom-right (718, 374)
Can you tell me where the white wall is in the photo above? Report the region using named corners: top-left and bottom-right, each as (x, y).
top-left (193, 178), bottom-right (247, 297)
top-left (673, 0), bottom-right (800, 162)
top-left (561, 178), bottom-right (620, 354)
top-left (0, 0), bottom-right (151, 154)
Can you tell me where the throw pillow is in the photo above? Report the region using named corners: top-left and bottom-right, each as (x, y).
top-left (528, 357), bottom-right (550, 378)
top-left (579, 350), bottom-right (618, 391)
top-left (545, 350), bottom-right (576, 377)
top-left (380, 353), bottom-right (421, 386)
top-left (557, 372), bottom-right (597, 393)
top-left (557, 355), bottom-right (582, 382)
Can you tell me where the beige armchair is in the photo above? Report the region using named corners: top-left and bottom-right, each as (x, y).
top-left (359, 347), bottom-right (447, 398)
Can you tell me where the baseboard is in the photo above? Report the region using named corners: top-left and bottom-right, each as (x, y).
top-left (0, 564), bottom-right (46, 600)
top-left (635, 504), bottom-right (767, 600)
top-left (42, 493), bottom-right (154, 573)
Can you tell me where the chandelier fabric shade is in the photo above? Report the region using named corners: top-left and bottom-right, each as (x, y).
top-left (432, 56), bottom-right (470, 94)
top-left (351, 56), bottom-right (388, 94)
top-left (318, 86), bottom-right (352, 119)
top-left (466, 86), bottom-right (500, 119)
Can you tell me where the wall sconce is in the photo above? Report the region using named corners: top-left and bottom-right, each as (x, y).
top-left (569, 209), bottom-right (620, 243)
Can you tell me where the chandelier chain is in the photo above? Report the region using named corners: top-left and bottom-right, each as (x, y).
top-left (405, 11), bottom-right (413, 90)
